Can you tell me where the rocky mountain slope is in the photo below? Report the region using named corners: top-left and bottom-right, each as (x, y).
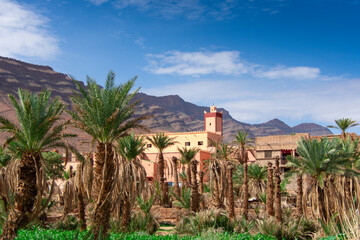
top-left (0, 56), bottom-right (332, 149)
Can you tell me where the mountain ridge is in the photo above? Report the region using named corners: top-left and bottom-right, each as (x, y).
top-left (0, 56), bottom-right (332, 147)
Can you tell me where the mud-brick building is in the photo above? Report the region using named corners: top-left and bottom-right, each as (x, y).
top-left (255, 133), bottom-right (310, 171)
top-left (140, 105), bottom-right (223, 184)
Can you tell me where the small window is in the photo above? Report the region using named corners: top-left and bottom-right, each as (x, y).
top-left (264, 151), bottom-right (272, 158)
top-left (198, 141), bottom-right (203, 146)
top-left (147, 144), bottom-right (152, 148)
top-left (185, 142), bottom-right (190, 146)
top-left (209, 123), bottom-right (211, 126)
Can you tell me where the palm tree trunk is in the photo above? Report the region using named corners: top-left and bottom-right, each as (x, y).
top-left (227, 164), bottom-right (235, 219)
top-left (121, 194), bottom-right (131, 232)
top-left (199, 170), bottom-right (205, 210)
top-left (190, 161), bottom-right (200, 212)
top-left (158, 152), bottom-right (169, 207)
top-left (213, 168), bottom-right (224, 209)
top-left (186, 165), bottom-right (191, 189)
top-left (274, 157), bottom-right (282, 222)
top-left (318, 184), bottom-right (327, 222)
top-left (296, 173), bottom-right (303, 217)
top-left (345, 176), bottom-right (351, 209)
top-left (76, 163), bottom-right (86, 231)
top-left (243, 159), bottom-right (249, 220)
top-left (266, 162), bottom-right (274, 217)
top-left (172, 157), bottom-right (180, 197)
top-left (1, 153), bottom-right (40, 240)
top-left (92, 143), bottom-right (115, 239)
top-left (78, 189), bottom-right (86, 231)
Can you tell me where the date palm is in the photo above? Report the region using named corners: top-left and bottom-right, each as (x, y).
top-left (178, 147), bottom-right (198, 189)
top-left (209, 139), bottom-right (236, 215)
top-left (147, 133), bottom-right (176, 207)
top-left (287, 137), bottom-right (352, 222)
top-left (0, 89), bottom-right (70, 239)
top-left (328, 118), bottom-right (359, 138)
top-left (69, 72), bottom-right (145, 238)
top-left (116, 133), bottom-right (147, 231)
top-left (233, 130), bottom-right (253, 220)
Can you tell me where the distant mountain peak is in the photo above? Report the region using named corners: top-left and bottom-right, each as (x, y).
top-left (0, 55), bottom-right (333, 145)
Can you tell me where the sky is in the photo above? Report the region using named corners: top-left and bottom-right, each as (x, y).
top-left (1, 0), bottom-right (360, 134)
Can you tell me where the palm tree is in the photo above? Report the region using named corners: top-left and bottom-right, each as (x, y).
top-left (287, 137), bottom-right (353, 222)
top-left (233, 130), bottom-right (253, 220)
top-left (116, 133), bottom-right (147, 231)
top-left (274, 157), bottom-right (282, 222)
top-left (0, 89), bottom-right (70, 239)
top-left (171, 157), bottom-right (180, 198)
top-left (247, 164), bottom-right (267, 199)
top-left (69, 72), bottom-right (145, 238)
top-left (266, 162), bottom-right (274, 217)
top-left (177, 147), bottom-right (199, 212)
top-left (199, 170), bottom-right (205, 210)
top-left (328, 118), bottom-right (359, 138)
top-left (296, 173), bottom-right (303, 217)
top-left (209, 140), bottom-right (236, 213)
top-left (147, 133), bottom-right (176, 207)
top-left (178, 147), bottom-right (198, 188)
top-left (190, 159), bottom-right (200, 212)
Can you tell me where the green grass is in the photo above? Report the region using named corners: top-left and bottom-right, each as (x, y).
top-left (13, 229), bottom-right (277, 240)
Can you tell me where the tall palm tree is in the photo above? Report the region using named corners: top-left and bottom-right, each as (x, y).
top-left (328, 118), bottom-right (359, 138)
top-left (274, 157), bottom-right (282, 222)
top-left (247, 164), bottom-right (267, 199)
top-left (171, 157), bottom-right (180, 198)
top-left (147, 133), bottom-right (176, 207)
top-left (116, 133), bottom-right (147, 231)
top-left (69, 72), bottom-right (145, 238)
top-left (209, 140), bottom-right (236, 213)
top-left (233, 130), bottom-right (253, 220)
top-left (190, 159), bottom-right (200, 212)
top-left (178, 147), bottom-right (199, 189)
top-left (287, 137), bottom-right (352, 222)
top-left (0, 89), bottom-right (70, 239)
top-left (266, 162), bottom-right (274, 217)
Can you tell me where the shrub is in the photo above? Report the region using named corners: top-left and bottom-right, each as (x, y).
top-left (176, 209), bottom-right (240, 235)
top-left (52, 215), bottom-right (79, 231)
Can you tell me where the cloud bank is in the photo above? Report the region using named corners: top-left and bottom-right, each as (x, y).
top-left (0, 0), bottom-right (59, 59)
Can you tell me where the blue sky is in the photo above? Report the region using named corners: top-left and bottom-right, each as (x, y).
top-left (1, 0), bottom-right (360, 133)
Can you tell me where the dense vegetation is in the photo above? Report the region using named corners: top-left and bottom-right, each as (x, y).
top-left (0, 72), bottom-right (359, 239)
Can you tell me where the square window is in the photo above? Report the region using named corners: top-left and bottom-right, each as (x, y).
top-left (198, 141), bottom-right (203, 146)
top-left (264, 151), bottom-right (272, 158)
top-left (185, 142), bottom-right (190, 146)
top-left (147, 144), bottom-right (152, 148)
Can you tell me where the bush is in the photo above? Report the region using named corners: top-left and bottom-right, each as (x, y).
top-left (176, 209), bottom-right (242, 235)
top-left (52, 215), bottom-right (79, 231)
top-left (256, 217), bottom-right (317, 240)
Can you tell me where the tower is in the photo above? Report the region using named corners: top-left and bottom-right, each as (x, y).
top-left (204, 105), bottom-right (223, 136)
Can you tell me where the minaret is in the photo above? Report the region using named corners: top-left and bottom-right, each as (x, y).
top-left (204, 105), bottom-right (223, 136)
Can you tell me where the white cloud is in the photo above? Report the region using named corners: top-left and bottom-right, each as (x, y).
top-left (145, 50), bottom-right (332, 81)
top-left (146, 51), bottom-right (250, 76)
top-left (255, 66), bottom-right (321, 80)
top-left (143, 76), bottom-right (360, 127)
top-left (87, 0), bottom-right (109, 5)
top-left (0, 0), bottom-right (59, 59)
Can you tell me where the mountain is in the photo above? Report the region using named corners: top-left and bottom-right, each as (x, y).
top-left (292, 123), bottom-right (332, 136)
top-left (0, 56), bottom-right (332, 149)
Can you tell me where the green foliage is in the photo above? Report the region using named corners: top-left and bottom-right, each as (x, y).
top-left (178, 147), bottom-right (199, 165)
top-left (0, 89), bottom-right (70, 157)
top-left (0, 146), bottom-right (11, 167)
top-left (42, 151), bottom-right (65, 179)
top-left (327, 118), bottom-right (359, 135)
top-left (147, 133), bottom-right (177, 154)
top-left (69, 71), bottom-right (144, 144)
top-left (117, 133), bottom-right (146, 162)
top-left (172, 188), bottom-right (191, 210)
top-left (12, 229), bottom-right (277, 240)
top-left (52, 215), bottom-right (79, 231)
top-left (256, 217), bottom-right (317, 240)
top-left (176, 210), bottom-right (241, 235)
